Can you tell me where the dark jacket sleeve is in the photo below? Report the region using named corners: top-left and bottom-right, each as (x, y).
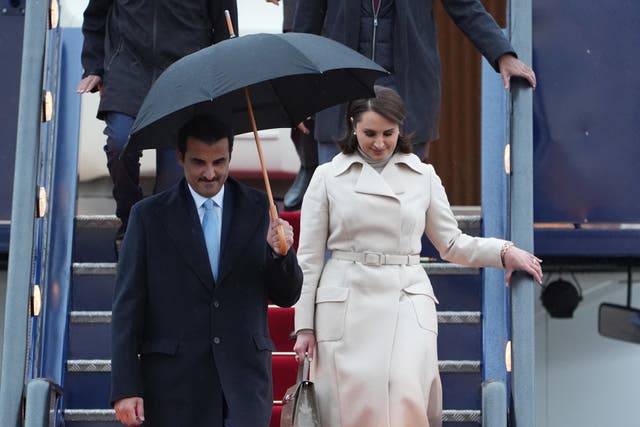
top-left (80, 0), bottom-right (112, 78)
top-left (292, 0), bottom-right (327, 34)
top-left (264, 247), bottom-right (303, 308)
top-left (441, 0), bottom-right (516, 71)
top-left (209, 0), bottom-right (238, 42)
top-left (110, 205), bottom-right (147, 405)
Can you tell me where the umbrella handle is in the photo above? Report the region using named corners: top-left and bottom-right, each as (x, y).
top-left (271, 211), bottom-right (289, 256)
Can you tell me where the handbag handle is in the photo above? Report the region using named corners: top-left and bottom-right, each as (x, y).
top-left (297, 354), bottom-right (311, 383)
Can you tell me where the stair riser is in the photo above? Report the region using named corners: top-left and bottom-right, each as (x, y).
top-left (71, 273), bottom-right (482, 313)
top-left (67, 322), bottom-right (481, 361)
top-left (74, 227), bottom-right (118, 263)
top-left (64, 370), bottom-right (480, 410)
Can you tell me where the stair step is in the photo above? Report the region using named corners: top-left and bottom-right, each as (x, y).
top-left (63, 408), bottom-right (480, 423)
top-left (72, 262), bottom-right (479, 276)
top-left (71, 268), bottom-right (483, 312)
top-left (66, 359), bottom-right (480, 373)
top-left (76, 215), bottom-right (121, 229)
top-left (74, 214), bottom-right (481, 232)
top-left (73, 263), bottom-right (117, 275)
top-left (70, 310), bottom-right (481, 324)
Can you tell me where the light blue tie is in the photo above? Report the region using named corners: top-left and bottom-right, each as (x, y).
top-left (202, 199), bottom-right (220, 281)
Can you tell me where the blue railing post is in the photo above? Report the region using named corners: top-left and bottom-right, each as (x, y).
top-left (508, 0), bottom-right (536, 425)
top-left (0, 0), bottom-right (48, 425)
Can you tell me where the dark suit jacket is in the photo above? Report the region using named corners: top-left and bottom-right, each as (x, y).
top-left (110, 178), bottom-right (303, 427)
top-left (293, 0), bottom-right (515, 144)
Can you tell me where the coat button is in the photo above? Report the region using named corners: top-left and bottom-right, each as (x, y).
top-left (213, 301), bottom-right (220, 308)
top-left (213, 337), bottom-right (220, 344)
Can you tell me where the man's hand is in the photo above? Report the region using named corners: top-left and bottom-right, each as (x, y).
top-left (497, 54), bottom-right (536, 89)
top-left (268, 218), bottom-right (294, 255)
top-left (266, 0), bottom-right (280, 4)
top-left (76, 74), bottom-right (103, 94)
top-left (114, 397), bottom-right (145, 426)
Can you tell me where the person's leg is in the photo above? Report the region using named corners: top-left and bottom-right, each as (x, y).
top-left (103, 112), bottom-right (142, 245)
top-left (317, 140), bottom-right (340, 164)
top-left (154, 147), bottom-right (183, 193)
top-left (284, 118), bottom-right (319, 211)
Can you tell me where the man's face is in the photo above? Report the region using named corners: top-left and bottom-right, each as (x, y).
top-left (178, 136), bottom-right (230, 198)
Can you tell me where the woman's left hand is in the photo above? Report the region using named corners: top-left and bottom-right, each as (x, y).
top-left (504, 245), bottom-right (543, 285)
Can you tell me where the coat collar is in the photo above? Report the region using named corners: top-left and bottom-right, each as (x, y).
top-left (330, 152), bottom-right (425, 198)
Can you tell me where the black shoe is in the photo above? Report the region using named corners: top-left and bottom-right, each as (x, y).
top-left (284, 167), bottom-right (315, 211)
top-left (114, 223), bottom-right (126, 259)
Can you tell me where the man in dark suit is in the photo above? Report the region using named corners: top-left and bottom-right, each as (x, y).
top-left (110, 114), bottom-right (303, 427)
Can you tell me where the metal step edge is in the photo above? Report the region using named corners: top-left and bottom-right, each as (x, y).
top-left (74, 214), bottom-right (482, 231)
top-left (73, 263), bottom-right (117, 275)
top-left (63, 409), bottom-right (481, 423)
top-left (422, 263), bottom-right (479, 275)
top-left (66, 359), bottom-right (480, 373)
top-left (71, 262), bottom-right (479, 276)
top-left (69, 311), bottom-right (481, 324)
top-left (75, 215), bottom-right (121, 229)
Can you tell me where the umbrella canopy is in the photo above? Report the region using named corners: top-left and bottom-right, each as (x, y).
top-left (126, 32), bottom-right (388, 151)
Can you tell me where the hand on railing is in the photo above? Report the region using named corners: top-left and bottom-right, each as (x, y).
top-left (502, 243), bottom-right (543, 285)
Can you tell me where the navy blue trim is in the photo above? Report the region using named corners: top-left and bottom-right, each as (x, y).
top-left (535, 228), bottom-right (640, 258)
top-left (0, 224), bottom-right (9, 254)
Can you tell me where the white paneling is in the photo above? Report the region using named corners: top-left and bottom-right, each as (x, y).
top-left (536, 272), bottom-right (640, 427)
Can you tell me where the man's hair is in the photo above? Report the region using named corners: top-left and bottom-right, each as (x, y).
top-left (177, 114), bottom-right (234, 155)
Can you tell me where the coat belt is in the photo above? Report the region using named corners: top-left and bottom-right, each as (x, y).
top-left (331, 250), bottom-right (420, 266)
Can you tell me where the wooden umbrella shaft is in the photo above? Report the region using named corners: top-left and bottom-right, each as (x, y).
top-left (243, 87), bottom-right (288, 255)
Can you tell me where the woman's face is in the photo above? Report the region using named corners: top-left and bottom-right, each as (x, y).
top-left (354, 111), bottom-right (399, 160)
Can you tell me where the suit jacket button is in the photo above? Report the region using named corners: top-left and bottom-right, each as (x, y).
top-left (213, 301), bottom-right (220, 308)
top-left (213, 337), bottom-right (220, 344)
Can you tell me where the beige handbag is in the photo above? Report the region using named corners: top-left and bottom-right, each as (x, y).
top-left (280, 355), bottom-right (320, 427)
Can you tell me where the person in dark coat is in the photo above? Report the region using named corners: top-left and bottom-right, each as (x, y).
top-left (293, 0), bottom-right (536, 163)
top-left (76, 0), bottom-right (238, 253)
top-left (280, 0), bottom-right (320, 211)
top-left (110, 114), bottom-right (303, 427)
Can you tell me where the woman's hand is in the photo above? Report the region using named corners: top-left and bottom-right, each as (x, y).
top-left (293, 330), bottom-right (316, 364)
top-left (504, 245), bottom-right (543, 285)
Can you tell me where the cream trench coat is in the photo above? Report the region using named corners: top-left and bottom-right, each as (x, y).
top-left (295, 152), bottom-right (506, 427)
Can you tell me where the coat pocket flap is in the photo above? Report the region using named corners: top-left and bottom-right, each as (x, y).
top-left (315, 287), bottom-right (349, 303)
top-left (253, 334), bottom-right (276, 351)
top-left (403, 283), bottom-right (439, 303)
top-left (139, 339), bottom-right (180, 356)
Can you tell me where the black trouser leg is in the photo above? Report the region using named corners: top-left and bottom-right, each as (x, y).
top-left (284, 118), bottom-right (318, 211)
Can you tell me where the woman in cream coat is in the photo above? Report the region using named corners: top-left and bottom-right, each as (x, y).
top-left (293, 86), bottom-right (542, 427)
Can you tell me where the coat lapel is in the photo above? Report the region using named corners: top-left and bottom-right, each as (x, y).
top-left (161, 180), bottom-right (215, 294)
top-left (333, 152), bottom-right (424, 199)
top-left (216, 177), bottom-right (266, 284)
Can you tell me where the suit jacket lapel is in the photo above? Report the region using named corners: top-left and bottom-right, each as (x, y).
top-left (162, 180), bottom-right (215, 294)
top-left (217, 177), bottom-right (266, 284)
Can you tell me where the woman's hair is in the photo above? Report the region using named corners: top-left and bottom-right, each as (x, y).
top-left (338, 85), bottom-right (413, 154)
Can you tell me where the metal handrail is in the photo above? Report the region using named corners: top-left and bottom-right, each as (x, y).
top-left (482, 380), bottom-right (507, 427)
top-left (0, 0), bottom-right (49, 425)
top-left (24, 378), bottom-right (63, 427)
top-left (508, 0), bottom-right (536, 425)
top-left (480, 0), bottom-right (536, 423)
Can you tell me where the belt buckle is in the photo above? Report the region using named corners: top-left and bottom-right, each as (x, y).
top-left (363, 252), bottom-right (383, 266)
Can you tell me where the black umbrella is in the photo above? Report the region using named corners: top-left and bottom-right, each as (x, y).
top-left (127, 32), bottom-right (387, 150)
top-left (126, 21), bottom-right (387, 252)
